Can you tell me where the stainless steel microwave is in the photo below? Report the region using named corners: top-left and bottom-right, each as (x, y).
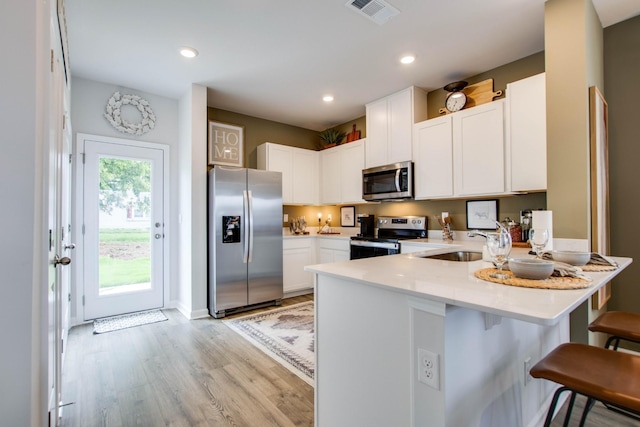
top-left (362, 161), bottom-right (414, 201)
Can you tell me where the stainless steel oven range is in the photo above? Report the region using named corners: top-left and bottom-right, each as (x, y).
top-left (349, 216), bottom-right (427, 260)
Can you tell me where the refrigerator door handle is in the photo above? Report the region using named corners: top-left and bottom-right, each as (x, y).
top-left (247, 190), bottom-right (254, 263)
top-left (243, 190), bottom-right (249, 263)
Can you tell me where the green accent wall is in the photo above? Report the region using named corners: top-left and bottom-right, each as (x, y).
top-left (605, 14), bottom-right (640, 350)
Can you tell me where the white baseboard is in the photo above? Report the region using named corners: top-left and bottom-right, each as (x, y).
top-left (171, 299), bottom-right (210, 319)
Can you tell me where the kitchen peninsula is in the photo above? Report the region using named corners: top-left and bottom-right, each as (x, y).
top-left (305, 241), bottom-right (631, 427)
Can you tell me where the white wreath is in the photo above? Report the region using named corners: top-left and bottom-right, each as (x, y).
top-left (104, 91), bottom-right (156, 136)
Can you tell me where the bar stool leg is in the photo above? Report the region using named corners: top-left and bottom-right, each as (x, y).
top-left (578, 397), bottom-right (596, 427)
top-left (563, 392), bottom-right (577, 427)
top-left (543, 387), bottom-right (572, 427)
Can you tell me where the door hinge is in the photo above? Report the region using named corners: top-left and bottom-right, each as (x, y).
top-left (50, 49), bottom-right (54, 72)
top-left (62, 114), bottom-right (66, 130)
top-left (61, 338), bottom-right (64, 354)
top-left (82, 153), bottom-right (85, 164)
top-left (69, 153), bottom-right (72, 164)
top-left (82, 224), bottom-right (85, 235)
top-left (82, 295), bottom-right (85, 306)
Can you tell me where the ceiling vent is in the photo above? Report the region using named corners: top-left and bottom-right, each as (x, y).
top-left (345, 0), bottom-right (400, 25)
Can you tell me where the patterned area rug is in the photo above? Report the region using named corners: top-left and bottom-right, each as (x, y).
top-left (93, 309), bottom-right (167, 334)
top-left (224, 301), bottom-right (314, 386)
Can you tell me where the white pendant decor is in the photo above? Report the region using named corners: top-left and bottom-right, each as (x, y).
top-left (104, 91), bottom-right (156, 135)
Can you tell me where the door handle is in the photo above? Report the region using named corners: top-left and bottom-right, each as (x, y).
top-left (64, 243), bottom-right (76, 250)
top-left (54, 255), bottom-right (71, 267)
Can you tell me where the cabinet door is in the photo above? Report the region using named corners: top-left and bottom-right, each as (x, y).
top-left (454, 101), bottom-right (505, 196)
top-left (283, 240), bottom-right (315, 293)
top-left (413, 116), bottom-right (453, 199)
top-left (388, 89), bottom-right (413, 164)
top-left (508, 73), bottom-right (546, 191)
top-left (292, 148), bottom-right (319, 205)
top-left (365, 98), bottom-right (389, 168)
top-left (321, 147), bottom-right (341, 204)
top-left (263, 144), bottom-right (293, 203)
top-left (340, 140), bottom-right (365, 204)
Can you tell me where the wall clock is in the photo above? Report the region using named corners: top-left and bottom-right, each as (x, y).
top-left (444, 81), bottom-right (469, 113)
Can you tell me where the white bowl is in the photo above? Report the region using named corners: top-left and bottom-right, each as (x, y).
top-left (508, 258), bottom-right (554, 280)
top-left (551, 251), bottom-right (591, 266)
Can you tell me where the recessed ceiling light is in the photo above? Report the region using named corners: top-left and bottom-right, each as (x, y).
top-left (400, 55), bottom-right (415, 64)
top-left (323, 95), bottom-right (334, 102)
top-left (180, 47), bottom-right (199, 58)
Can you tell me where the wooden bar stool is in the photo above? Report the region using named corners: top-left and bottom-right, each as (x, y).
top-left (588, 311), bottom-right (640, 350)
top-left (530, 342), bottom-right (640, 427)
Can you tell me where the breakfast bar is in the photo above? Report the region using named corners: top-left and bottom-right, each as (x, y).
top-left (305, 242), bottom-right (632, 427)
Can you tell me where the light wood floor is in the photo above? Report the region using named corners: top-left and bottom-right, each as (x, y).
top-left (60, 293), bottom-right (639, 426)
top-left (60, 295), bottom-right (314, 427)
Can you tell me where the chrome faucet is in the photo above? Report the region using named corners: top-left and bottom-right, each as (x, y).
top-left (468, 230), bottom-right (489, 239)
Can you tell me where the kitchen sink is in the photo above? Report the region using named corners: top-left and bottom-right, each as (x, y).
top-left (421, 251), bottom-right (483, 262)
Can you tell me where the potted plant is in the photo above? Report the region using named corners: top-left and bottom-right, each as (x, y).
top-left (318, 128), bottom-right (346, 149)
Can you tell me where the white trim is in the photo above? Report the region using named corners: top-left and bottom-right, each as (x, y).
top-left (408, 297), bottom-right (446, 316)
top-left (73, 133), bottom-right (170, 324)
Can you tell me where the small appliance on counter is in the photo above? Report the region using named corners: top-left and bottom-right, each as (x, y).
top-left (350, 216), bottom-right (427, 259)
top-left (357, 215), bottom-right (375, 238)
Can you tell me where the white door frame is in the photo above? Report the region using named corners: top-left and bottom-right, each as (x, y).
top-left (73, 133), bottom-right (170, 323)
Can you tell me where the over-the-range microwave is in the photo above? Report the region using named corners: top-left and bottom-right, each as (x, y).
top-left (362, 161), bottom-right (414, 201)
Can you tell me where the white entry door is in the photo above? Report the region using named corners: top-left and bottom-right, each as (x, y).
top-left (82, 137), bottom-right (166, 320)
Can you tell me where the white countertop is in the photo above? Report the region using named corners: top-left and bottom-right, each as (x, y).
top-left (305, 240), bottom-right (632, 325)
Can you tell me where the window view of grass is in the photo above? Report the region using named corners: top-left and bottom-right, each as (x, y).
top-left (99, 228), bottom-right (150, 288)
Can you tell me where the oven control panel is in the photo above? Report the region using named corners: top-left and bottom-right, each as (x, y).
top-left (377, 216), bottom-right (427, 230)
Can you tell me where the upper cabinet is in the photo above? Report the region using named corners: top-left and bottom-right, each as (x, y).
top-left (506, 72), bottom-right (547, 192)
top-left (257, 142), bottom-right (319, 205)
top-left (413, 100), bottom-right (505, 199)
top-left (320, 140), bottom-right (366, 205)
top-left (365, 87), bottom-right (428, 168)
top-left (413, 116), bottom-right (454, 199)
top-left (453, 100), bottom-right (506, 196)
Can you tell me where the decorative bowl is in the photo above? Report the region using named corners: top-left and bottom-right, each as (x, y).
top-left (508, 258), bottom-right (554, 280)
top-left (551, 251), bottom-right (591, 266)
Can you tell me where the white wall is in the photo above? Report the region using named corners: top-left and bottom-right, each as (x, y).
top-left (70, 77), bottom-right (181, 322)
top-left (0, 0), bottom-right (50, 425)
top-left (177, 84), bottom-right (208, 319)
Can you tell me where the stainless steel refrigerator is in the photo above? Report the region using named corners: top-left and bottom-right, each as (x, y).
top-left (208, 166), bottom-right (283, 318)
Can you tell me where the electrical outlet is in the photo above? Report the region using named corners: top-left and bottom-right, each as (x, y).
top-left (283, 214), bottom-right (288, 222)
top-left (524, 357), bottom-right (533, 386)
top-left (418, 348), bottom-right (440, 390)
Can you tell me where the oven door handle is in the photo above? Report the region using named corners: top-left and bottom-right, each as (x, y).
top-left (350, 240), bottom-right (399, 250)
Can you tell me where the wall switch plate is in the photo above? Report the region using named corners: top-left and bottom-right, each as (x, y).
top-left (441, 212), bottom-right (449, 219)
top-left (418, 348), bottom-right (440, 390)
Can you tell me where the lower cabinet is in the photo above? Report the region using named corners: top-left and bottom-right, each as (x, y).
top-left (283, 237), bottom-right (316, 294)
top-left (283, 237), bottom-right (350, 295)
top-left (317, 237), bottom-right (350, 263)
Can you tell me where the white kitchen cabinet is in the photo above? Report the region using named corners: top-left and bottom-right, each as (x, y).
top-left (320, 139), bottom-right (365, 205)
top-left (257, 142), bottom-right (319, 205)
top-left (365, 87), bottom-right (428, 168)
top-left (317, 237), bottom-right (350, 263)
top-left (413, 115), bottom-right (454, 199)
top-left (453, 100), bottom-right (506, 196)
top-left (283, 237), bottom-right (316, 294)
top-left (506, 72), bottom-right (547, 192)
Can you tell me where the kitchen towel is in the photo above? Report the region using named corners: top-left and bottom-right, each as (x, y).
top-left (532, 210), bottom-right (553, 251)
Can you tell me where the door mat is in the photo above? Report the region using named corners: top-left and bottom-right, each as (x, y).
top-left (223, 301), bottom-right (314, 386)
top-left (93, 309), bottom-right (167, 334)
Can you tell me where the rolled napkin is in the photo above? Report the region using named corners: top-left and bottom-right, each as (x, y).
top-left (589, 253), bottom-right (618, 267)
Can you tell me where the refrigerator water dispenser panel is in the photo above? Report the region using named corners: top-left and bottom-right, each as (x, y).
top-left (223, 216), bottom-right (241, 243)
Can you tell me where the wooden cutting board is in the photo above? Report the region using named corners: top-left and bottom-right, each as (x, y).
top-left (439, 79), bottom-right (503, 115)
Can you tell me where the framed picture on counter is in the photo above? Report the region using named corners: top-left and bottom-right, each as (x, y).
top-left (466, 199), bottom-right (498, 230)
top-left (340, 206), bottom-right (356, 227)
top-left (208, 121), bottom-right (244, 167)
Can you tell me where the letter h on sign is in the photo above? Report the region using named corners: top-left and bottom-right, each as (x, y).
top-left (208, 121), bottom-right (244, 167)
